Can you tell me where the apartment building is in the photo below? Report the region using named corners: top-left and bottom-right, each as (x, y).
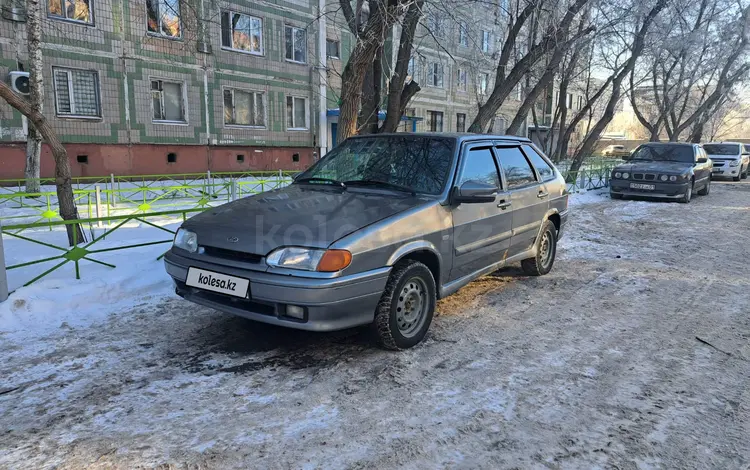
top-left (0, 0), bottom-right (326, 178)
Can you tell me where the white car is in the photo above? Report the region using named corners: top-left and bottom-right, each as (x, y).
top-left (703, 142), bottom-right (749, 181)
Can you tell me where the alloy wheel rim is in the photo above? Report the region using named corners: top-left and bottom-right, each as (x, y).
top-left (396, 277), bottom-right (428, 338)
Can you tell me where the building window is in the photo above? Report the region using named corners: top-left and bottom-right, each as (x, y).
top-left (285, 25), bottom-right (307, 63)
top-left (286, 96), bottom-right (308, 129)
top-left (427, 13), bottom-right (445, 37)
top-left (151, 79), bottom-right (185, 123)
top-left (567, 93), bottom-right (573, 108)
top-left (407, 56), bottom-right (416, 83)
top-left (53, 67), bottom-right (101, 118)
top-left (427, 110), bottom-right (443, 132)
top-left (224, 88), bottom-right (265, 128)
top-left (458, 22), bottom-right (469, 47)
top-left (326, 39), bottom-right (340, 58)
top-left (457, 68), bottom-right (467, 92)
top-left (482, 30), bottom-right (492, 53)
top-left (49, 0), bottom-right (92, 24)
top-left (516, 84), bottom-right (523, 101)
top-left (428, 62), bottom-right (444, 88)
top-left (478, 73), bottom-right (488, 95)
top-left (456, 113), bottom-right (466, 132)
top-left (221, 11), bottom-right (263, 55)
top-left (147, 0), bottom-right (181, 38)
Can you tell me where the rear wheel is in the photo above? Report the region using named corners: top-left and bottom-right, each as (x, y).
top-left (521, 220), bottom-right (557, 276)
top-left (698, 178), bottom-right (710, 196)
top-left (679, 181), bottom-right (693, 203)
top-left (373, 260), bottom-right (436, 350)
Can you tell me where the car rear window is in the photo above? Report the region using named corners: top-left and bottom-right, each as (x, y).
top-left (522, 145), bottom-right (555, 181)
top-left (703, 144), bottom-right (740, 155)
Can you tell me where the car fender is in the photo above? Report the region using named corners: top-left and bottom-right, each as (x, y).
top-left (386, 240), bottom-right (444, 268)
top-left (535, 208), bottom-right (563, 243)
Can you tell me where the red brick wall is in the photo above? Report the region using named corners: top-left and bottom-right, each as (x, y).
top-left (0, 144), bottom-right (316, 179)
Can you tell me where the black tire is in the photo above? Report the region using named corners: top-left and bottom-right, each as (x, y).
top-left (742, 169), bottom-right (748, 179)
top-left (610, 192), bottom-right (623, 200)
top-left (521, 220), bottom-right (557, 276)
top-left (698, 177), bottom-right (710, 196)
top-left (373, 260), bottom-right (436, 350)
top-left (733, 173), bottom-right (741, 182)
top-left (679, 180), bottom-right (693, 203)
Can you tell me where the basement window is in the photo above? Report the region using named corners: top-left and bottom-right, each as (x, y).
top-left (167, 152), bottom-right (177, 163)
top-left (77, 155), bottom-right (88, 164)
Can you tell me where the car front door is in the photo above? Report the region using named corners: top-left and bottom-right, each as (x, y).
top-left (495, 145), bottom-right (549, 258)
top-left (694, 146), bottom-right (711, 186)
top-left (450, 145), bottom-right (513, 281)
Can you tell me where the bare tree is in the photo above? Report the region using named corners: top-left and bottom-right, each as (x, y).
top-left (568, 0), bottom-right (669, 174)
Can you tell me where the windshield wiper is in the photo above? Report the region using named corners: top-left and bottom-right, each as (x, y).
top-left (295, 177), bottom-right (347, 189)
top-left (343, 179), bottom-right (417, 195)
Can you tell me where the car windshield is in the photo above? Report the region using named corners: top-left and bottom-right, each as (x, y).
top-left (296, 136), bottom-right (455, 195)
top-left (629, 145), bottom-right (695, 163)
top-left (703, 144), bottom-right (740, 155)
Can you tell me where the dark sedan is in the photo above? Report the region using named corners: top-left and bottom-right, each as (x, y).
top-left (609, 143), bottom-right (712, 203)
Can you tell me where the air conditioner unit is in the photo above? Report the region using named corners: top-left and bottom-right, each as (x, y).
top-left (9, 71), bottom-right (29, 95)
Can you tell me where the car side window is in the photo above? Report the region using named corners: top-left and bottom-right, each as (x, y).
top-left (496, 146), bottom-right (537, 189)
top-left (521, 145), bottom-right (555, 181)
top-left (457, 147), bottom-right (501, 189)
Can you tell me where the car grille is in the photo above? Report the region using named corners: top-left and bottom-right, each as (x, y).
top-left (175, 280), bottom-right (276, 316)
top-left (632, 173), bottom-right (657, 181)
top-left (202, 246), bottom-right (263, 264)
top-left (713, 161), bottom-right (726, 167)
top-left (644, 174), bottom-right (656, 181)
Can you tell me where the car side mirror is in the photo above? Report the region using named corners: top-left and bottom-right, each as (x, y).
top-left (453, 181), bottom-right (498, 204)
top-left (697, 157), bottom-right (708, 164)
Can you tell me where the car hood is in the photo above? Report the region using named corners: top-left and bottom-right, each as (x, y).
top-left (183, 184), bottom-right (427, 254)
top-left (706, 154), bottom-right (740, 160)
top-left (615, 161), bottom-right (693, 174)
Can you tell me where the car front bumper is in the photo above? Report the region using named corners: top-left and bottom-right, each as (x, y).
top-left (711, 165), bottom-right (741, 178)
top-left (610, 180), bottom-right (690, 199)
top-left (163, 250), bottom-right (390, 332)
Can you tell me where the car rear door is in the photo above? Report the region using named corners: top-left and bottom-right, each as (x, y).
top-left (450, 144), bottom-right (513, 281)
top-left (495, 145), bottom-right (549, 259)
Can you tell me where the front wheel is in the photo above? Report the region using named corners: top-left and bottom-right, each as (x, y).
top-left (373, 260), bottom-right (436, 350)
top-left (679, 181), bottom-right (693, 203)
top-left (698, 178), bottom-right (710, 196)
top-left (521, 220), bottom-right (558, 276)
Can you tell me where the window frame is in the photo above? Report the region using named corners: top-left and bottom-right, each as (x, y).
top-left (427, 62), bottom-right (444, 88)
top-left (494, 144), bottom-right (539, 190)
top-left (284, 24), bottom-right (307, 64)
top-left (48, 0), bottom-right (95, 25)
top-left (146, 0), bottom-right (182, 40)
top-left (286, 95), bottom-right (309, 130)
top-left (222, 87), bottom-right (267, 129)
top-left (52, 66), bottom-right (102, 119)
top-left (456, 113), bottom-right (466, 133)
top-left (458, 22), bottom-right (469, 47)
top-left (481, 30), bottom-right (492, 53)
top-left (326, 38), bottom-right (340, 59)
top-left (427, 110), bottom-right (444, 132)
top-left (150, 78), bottom-right (188, 125)
top-left (521, 144), bottom-right (557, 182)
top-left (457, 68), bottom-right (467, 92)
top-left (220, 9), bottom-right (264, 56)
top-left (456, 145), bottom-right (503, 191)
top-left (478, 73), bottom-right (488, 95)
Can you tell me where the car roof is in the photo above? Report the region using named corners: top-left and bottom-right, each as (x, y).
top-left (349, 132), bottom-right (532, 144)
top-left (639, 142), bottom-right (695, 147)
top-left (704, 141), bottom-right (743, 145)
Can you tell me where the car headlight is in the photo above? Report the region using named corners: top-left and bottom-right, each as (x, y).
top-left (660, 175), bottom-right (668, 181)
top-left (614, 172), bottom-right (622, 178)
top-left (669, 175), bottom-right (677, 182)
top-left (622, 172), bottom-right (629, 179)
top-left (266, 247), bottom-right (352, 272)
top-left (730, 160), bottom-right (740, 167)
top-left (174, 228), bottom-right (198, 253)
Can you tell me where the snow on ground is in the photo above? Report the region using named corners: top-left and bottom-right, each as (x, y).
top-left (1, 182), bottom-right (749, 469)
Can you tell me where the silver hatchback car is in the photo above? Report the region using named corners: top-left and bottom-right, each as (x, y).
top-left (164, 134), bottom-right (569, 349)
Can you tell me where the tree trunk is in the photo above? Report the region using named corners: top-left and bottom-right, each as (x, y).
top-left (359, 47), bottom-right (382, 134)
top-left (506, 66), bottom-right (556, 136)
top-left (379, 0), bottom-right (424, 133)
top-left (0, 81), bottom-right (84, 246)
top-left (24, 0), bottom-right (44, 193)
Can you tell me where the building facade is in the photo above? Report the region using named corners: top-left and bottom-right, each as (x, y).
top-left (0, 0), bottom-right (326, 178)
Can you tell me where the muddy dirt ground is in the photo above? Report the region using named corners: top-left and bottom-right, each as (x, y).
top-left (1, 182), bottom-right (749, 469)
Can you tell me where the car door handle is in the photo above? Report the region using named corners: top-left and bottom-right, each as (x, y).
top-left (537, 191), bottom-right (549, 199)
top-left (497, 201), bottom-right (512, 209)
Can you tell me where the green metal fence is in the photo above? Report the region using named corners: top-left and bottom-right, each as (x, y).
top-left (2, 208), bottom-right (203, 290)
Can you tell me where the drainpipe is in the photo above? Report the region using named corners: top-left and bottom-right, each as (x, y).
top-left (317, 0), bottom-right (327, 158)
